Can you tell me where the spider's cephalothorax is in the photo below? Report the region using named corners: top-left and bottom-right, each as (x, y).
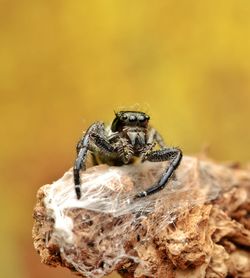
top-left (73, 111), bottom-right (182, 200)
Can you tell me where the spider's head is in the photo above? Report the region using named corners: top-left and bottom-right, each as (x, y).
top-left (111, 111), bottom-right (150, 132)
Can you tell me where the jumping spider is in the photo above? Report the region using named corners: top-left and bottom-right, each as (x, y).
top-left (73, 111), bottom-right (182, 199)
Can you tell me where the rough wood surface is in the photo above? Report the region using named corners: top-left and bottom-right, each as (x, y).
top-left (32, 156), bottom-right (250, 278)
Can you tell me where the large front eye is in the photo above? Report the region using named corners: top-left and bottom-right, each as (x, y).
top-left (138, 115), bottom-right (145, 122)
top-left (129, 115), bottom-right (137, 122)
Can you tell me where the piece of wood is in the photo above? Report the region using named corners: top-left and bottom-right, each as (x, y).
top-left (32, 156), bottom-right (250, 278)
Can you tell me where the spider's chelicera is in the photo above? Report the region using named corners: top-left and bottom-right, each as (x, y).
top-left (73, 111), bottom-right (182, 200)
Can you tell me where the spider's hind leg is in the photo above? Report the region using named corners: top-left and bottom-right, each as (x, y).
top-left (135, 147), bottom-right (182, 198)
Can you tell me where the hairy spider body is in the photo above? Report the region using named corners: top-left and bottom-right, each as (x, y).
top-left (73, 111), bottom-right (182, 199)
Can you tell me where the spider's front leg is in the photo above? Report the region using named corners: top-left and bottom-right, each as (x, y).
top-left (73, 122), bottom-right (116, 199)
top-left (135, 147), bottom-right (182, 198)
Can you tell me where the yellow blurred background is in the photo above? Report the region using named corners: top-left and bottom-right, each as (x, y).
top-left (1, 1), bottom-right (250, 277)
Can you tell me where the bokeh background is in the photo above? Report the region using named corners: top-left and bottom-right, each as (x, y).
top-left (1, 1), bottom-right (250, 278)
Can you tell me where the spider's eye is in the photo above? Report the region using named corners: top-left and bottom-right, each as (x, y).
top-left (138, 115), bottom-right (145, 122)
top-left (129, 115), bottom-right (137, 122)
top-left (145, 115), bottom-right (150, 120)
top-left (122, 115), bottom-right (127, 120)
